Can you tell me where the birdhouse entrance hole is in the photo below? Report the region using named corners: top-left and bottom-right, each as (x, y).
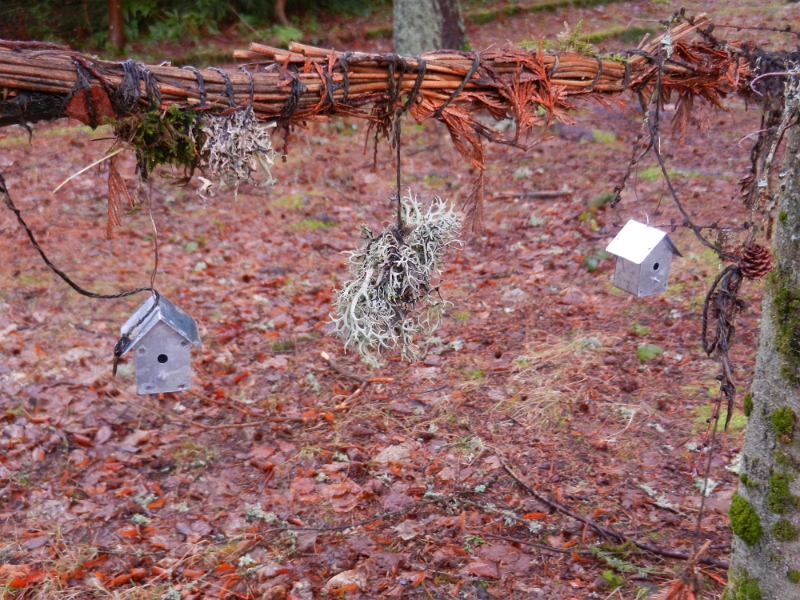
top-left (158, 354), bottom-right (169, 363)
top-left (653, 263), bottom-right (659, 270)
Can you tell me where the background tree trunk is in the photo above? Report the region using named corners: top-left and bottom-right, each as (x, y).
top-left (726, 125), bottom-right (800, 598)
top-left (108, 0), bottom-right (125, 51)
top-left (393, 0), bottom-right (467, 55)
top-left (275, 0), bottom-right (290, 27)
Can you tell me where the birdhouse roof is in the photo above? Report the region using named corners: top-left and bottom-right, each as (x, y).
top-left (605, 220), bottom-right (682, 264)
top-left (118, 294), bottom-right (201, 356)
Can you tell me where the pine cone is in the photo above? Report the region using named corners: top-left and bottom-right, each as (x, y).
top-left (739, 244), bottom-right (773, 279)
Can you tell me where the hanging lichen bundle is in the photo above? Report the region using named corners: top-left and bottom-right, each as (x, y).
top-left (330, 192), bottom-right (462, 366)
top-left (199, 107), bottom-right (277, 198)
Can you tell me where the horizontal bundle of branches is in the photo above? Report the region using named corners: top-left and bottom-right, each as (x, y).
top-left (0, 13), bottom-right (757, 224)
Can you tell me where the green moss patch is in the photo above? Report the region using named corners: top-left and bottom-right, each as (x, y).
top-left (112, 104), bottom-right (204, 177)
top-left (789, 569), bottom-right (800, 584)
top-left (772, 407), bottom-right (796, 440)
top-left (773, 519), bottom-right (799, 542)
top-left (767, 271), bottom-right (800, 385)
top-left (768, 472), bottom-right (800, 515)
top-left (730, 491), bottom-right (764, 546)
top-left (723, 570), bottom-right (763, 600)
top-left (740, 473), bottom-right (759, 488)
top-left (743, 393), bottom-right (753, 417)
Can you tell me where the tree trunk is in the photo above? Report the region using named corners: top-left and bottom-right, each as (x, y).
top-left (726, 125), bottom-right (800, 598)
top-left (108, 0), bottom-right (125, 52)
top-left (393, 0), bottom-right (467, 56)
top-left (274, 0), bottom-right (290, 27)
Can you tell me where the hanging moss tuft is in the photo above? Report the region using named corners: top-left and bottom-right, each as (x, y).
top-left (730, 491), bottom-right (764, 546)
top-left (111, 104), bottom-right (205, 178)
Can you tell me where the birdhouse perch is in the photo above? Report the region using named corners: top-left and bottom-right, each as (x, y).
top-left (605, 220), bottom-right (681, 297)
top-left (118, 295), bottom-right (201, 394)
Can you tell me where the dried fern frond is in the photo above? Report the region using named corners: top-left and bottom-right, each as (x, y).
top-left (200, 107), bottom-right (277, 198)
top-left (330, 191), bottom-right (462, 366)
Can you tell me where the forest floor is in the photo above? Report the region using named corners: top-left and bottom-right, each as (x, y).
top-left (2, 0), bottom-right (800, 599)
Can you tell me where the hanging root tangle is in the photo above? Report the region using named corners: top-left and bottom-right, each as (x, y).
top-left (330, 191), bottom-right (462, 366)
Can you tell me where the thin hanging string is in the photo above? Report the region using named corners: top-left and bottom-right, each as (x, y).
top-left (394, 119), bottom-right (403, 231)
top-left (0, 172), bottom-right (161, 376)
top-left (390, 55), bottom-right (427, 233)
top-left (0, 172), bottom-right (154, 300)
top-left (112, 183), bottom-right (161, 375)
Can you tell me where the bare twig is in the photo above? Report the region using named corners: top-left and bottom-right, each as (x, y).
top-left (495, 451), bottom-right (729, 569)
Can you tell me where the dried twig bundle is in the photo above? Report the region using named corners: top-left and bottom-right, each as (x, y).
top-left (330, 192), bottom-right (461, 365)
top-left (0, 13), bottom-right (755, 225)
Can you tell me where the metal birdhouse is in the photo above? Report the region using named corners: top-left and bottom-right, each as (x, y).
top-left (605, 220), bottom-right (681, 297)
top-left (118, 295), bottom-right (201, 394)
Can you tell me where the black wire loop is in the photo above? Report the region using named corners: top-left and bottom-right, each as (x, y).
top-left (208, 66), bottom-right (236, 107)
top-left (403, 58), bottom-right (427, 113)
top-left (238, 66), bottom-right (256, 108)
top-left (137, 63), bottom-right (161, 109)
top-left (66, 61), bottom-right (96, 125)
top-left (0, 173), bottom-right (155, 301)
top-left (547, 51), bottom-right (560, 78)
top-left (279, 66), bottom-right (305, 121)
top-left (339, 52), bottom-right (352, 104)
top-left (182, 65), bottom-right (207, 107)
top-left (433, 51), bottom-right (480, 118)
top-left (111, 59), bottom-right (141, 114)
top-left (587, 56), bottom-right (603, 91)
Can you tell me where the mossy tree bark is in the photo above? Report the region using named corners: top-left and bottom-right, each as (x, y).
top-left (393, 0), bottom-right (467, 55)
top-left (726, 126), bottom-right (800, 599)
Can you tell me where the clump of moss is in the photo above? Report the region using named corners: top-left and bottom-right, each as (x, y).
top-left (773, 519), bottom-right (800, 542)
top-left (767, 271), bottom-right (800, 385)
top-left (772, 407), bottom-right (796, 440)
top-left (740, 473), bottom-right (758, 488)
top-left (113, 104), bottom-right (204, 178)
top-left (723, 570), bottom-right (763, 600)
top-left (789, 569), bottom-right (800, 584)
top-left (601, 570), bottom-right (624, 590)
top-left (768, 472), bottom-right (800, 514)
top-left (743, 393), bottom-right (753, 417)
top-left (730, 491), bottom-right (764, 546)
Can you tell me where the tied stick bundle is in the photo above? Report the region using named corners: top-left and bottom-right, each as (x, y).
top-left (0, 14), bottom-right (749, 223)
top-left (0, 13), bottom-right (745, 129)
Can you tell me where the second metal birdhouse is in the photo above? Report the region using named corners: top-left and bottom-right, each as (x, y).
top-left (118, 295), bottom-right (201, 395)
top-left (605, 220), bottom-right (681, 297)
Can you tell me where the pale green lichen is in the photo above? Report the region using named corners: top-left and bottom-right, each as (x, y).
top-left (730, 491), bottom-right (764, 546)
top-left (330, 192), bottom-right (461, 366)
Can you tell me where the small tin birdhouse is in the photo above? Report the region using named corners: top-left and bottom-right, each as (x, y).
top-left (118, 295), bottom-right (201, 394)
top-left (605, 220), bottom-right (681, 297)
